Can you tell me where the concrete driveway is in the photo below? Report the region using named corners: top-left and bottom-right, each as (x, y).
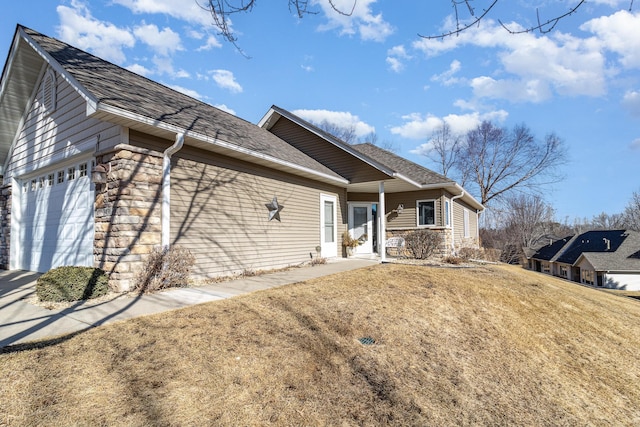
top-left (0, 258), bottom-right (378, 349)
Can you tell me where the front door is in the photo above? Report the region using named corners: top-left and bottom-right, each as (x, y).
top-left (348, 203), bottom-right (373, 255)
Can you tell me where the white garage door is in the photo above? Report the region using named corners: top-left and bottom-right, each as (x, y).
top-left (18, 160), bottom-right (94, 272)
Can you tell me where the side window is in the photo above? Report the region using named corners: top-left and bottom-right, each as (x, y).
top-left (463, 209), bottom-right (470, 238)
top-left (417, 200), bottom-right (435, 226)
top-left (67, 167), bottom-right (76, 181)
top-left (57, 170), bottom-right (64, 184)
top-left (79, 163), bottom-right (88, 178)
top-left (444, 199), bottom-right (450, 227)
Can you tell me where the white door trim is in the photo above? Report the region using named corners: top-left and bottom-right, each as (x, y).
top-left (320, 194), bottom-right (338, 258)
top-left (348, 202), bottom-right (373, 254)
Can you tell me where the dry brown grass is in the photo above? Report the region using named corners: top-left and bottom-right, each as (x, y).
top-left (2, 264), bottom-right (640, 426)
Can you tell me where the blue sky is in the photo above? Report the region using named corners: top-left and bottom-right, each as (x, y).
top-left (2, 0), bottom-right (639, 222)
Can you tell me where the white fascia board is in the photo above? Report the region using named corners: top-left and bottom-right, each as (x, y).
top-left (96, 103), bottom-right (350, 186)
top-left (19, 28), bottom-right (99, 115)
top-left (0, 31), bottom-right (22, 103)
top-left (257, 107), bottom-right (279, 129)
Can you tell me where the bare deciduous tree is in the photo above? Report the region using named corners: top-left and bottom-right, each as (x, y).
top-left (424, 122), bottom-right (460, 178)
top-left (201, 0), bottom-right (635, 49)
top-left (623, 190), bottom-right (640, 231)
top-left (454, 121), bottom-right (566, 206)
top-left (317, 120), bottom-right (357, 144)
top-left (590, 212), bottom-right (627, 230)
top-left (504, 194), bottom-right (556, 249)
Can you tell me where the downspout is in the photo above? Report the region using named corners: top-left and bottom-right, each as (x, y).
top-left (379, 181), bottom-right (386, 263)
top-left (450, 191), bottom-right (464, 255)
top-left (162, 133), bottom-right (185, 248)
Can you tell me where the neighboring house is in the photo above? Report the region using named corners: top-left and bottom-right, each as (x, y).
top-left (0, 25), bottom-right (483, 290)
top-left (527, 230), bottom-right (640, 291)
top-left (527, 235), bottom-right (573, 276)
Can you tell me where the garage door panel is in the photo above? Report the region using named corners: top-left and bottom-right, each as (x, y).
top-left (18, 161), bottom-right (94, 272)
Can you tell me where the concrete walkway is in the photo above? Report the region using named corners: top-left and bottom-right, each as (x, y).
top-left (0, 258), bottom-right (377, 349)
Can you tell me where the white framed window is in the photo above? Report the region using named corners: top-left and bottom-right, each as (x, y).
top-left (22, 182), bottom-right (28, 193)
top-left (79, 163), bottom-right (88, 178)
top-left (559, 266), bottom-right (568, 278)
top-left (57, 170), bottom-right (64, 184)
top-left (582, 269), bottom-right (595, 285)
top-left (30, 179), bottom-right (36, 192)
top-left (463, 208), bottom-right (470, 238)
top-left (47, 174), bottom-right (54, 186)
top-left (67, 167), bottom-right (76, 181)
top-left (417, 199), bottom-right (436, 226)
top-left (444, 199), bottom-right (450, 227)
top-left (42, 68), bottom-right (57, 113)
top-left (38, 177), bottom-right (45, 189)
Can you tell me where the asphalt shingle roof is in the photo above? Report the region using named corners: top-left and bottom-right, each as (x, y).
top-left (578, 231), bottom-right (640, 272)
top-left (555, 229), bottom-right (631, 265)
top-left (351, 143), bottom-right (455, 187)
top-left (530, 236), bottom-right (574, 261)
top-left (22, 26), bottom-right (344, 181)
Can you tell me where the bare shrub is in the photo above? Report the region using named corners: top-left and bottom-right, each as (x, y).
top-left (134, 246), bottom-right (195, 293)
top-left (404, 229), bottom-right (443, 259)
top-left (442, 256), bottom-right (463, 265)
top-left (310, 257), bottom-right (327, 266)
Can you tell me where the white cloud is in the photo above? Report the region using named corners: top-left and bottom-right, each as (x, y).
top-left (126, 63), bottom-right (152, 76)
top-left (312, 0), bottom-right (393, 42)
top-left (56, 0), bottom-right (135, 64)
top-left (167, 84), bottom-right (203, 100)
top-left (133, 23), bottom-right (183, 56)
top-left (622, 90), bottom-right (640, 117)
top-left (197, 35), bottom-right (222, 51)
top-left (292, 109), bottom-right (375, 137)
top-left (214, 104), bottom-right (236, 115)
top-left (431, 60), bottom-right (462, 86)
top-left (391, 110), bottom-right (508, 140)
top-left (112, 0), bottom-right (213, 26)
top-left (581, 10), bottom-right (640, 69)
top-left (386, 45), bottom-right (410, 72)
top-left (413, 19), bottom-right (608, 102)
top-left (210, 69), bottom-right (243, 93)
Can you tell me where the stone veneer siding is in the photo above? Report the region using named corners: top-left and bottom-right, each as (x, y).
top-left (0, 184), bottom-right (11, 270)
top-left (95, 144), bottom-right (163, 291)
top-left (386, 228), bottom-right (452, 258)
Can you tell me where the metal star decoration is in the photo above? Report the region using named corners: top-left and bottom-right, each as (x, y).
top-left (265, 196), bottom-right (284, 221)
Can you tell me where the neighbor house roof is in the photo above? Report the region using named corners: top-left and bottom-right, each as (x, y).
top-left (576, 231), bottom-right (640, 272)
top-left (555, 229), bottom-right (630, 265)
top-left (530, 235), bottom-right (574, 261)
top-left (0, 25), bottom-right (347, 185)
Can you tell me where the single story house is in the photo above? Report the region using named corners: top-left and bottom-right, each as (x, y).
top-left (0, 25), bottom-right (483, 290)
top-left (527, 230), bottom-right (640, 291)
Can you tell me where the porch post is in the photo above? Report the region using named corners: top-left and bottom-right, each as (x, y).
top-left (379, 181), bottom-right (386, 262)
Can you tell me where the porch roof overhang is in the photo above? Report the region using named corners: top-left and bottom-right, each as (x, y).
top-left (346, 178), bottom-right (484, 211)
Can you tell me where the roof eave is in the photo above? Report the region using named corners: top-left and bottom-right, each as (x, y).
top-left (96, 103), bottom-right (349, 186)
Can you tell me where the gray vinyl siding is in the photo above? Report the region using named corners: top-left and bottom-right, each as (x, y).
top-left (5, 70), bottom-right (119, 181)
top-left (452, 199), bottom-right (478, 245)
top-left (384, 190), bottom-right (445, 229)
top-left (269, 118), bottom-right (388, 183)
top-left (168, 145), bottom-right (346, 279)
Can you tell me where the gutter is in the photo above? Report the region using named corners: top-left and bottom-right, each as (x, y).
top-left (162, 133), bottom-right (185, 247)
